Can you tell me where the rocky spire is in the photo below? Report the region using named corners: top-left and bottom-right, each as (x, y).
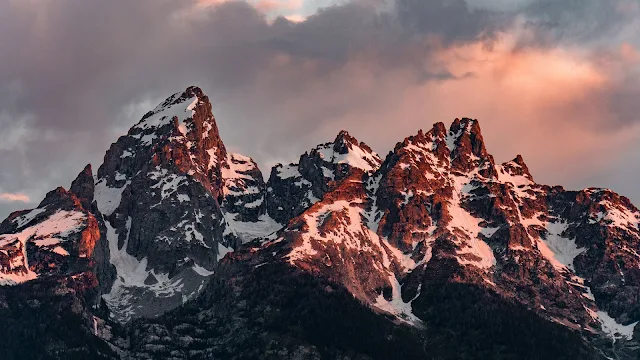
top-left (447, 118), bottom-right (494, 174)
top-left (93, 86), bottom-right (240, 322)
top-left (500, 154), bottom-right (533, 181)
top-left (70, 164), bottom-right (95, 210)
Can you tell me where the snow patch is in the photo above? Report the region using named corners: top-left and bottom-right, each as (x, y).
top-left (94, 179), bottom-right (129, 216)
top-left (588, 309), bottom-right (638, 342)
top-left (373, 273), bottom-right (422, 326)
top-left (224, 213), bottom-right (282, 243)
top-left (192, 263), bottom-right (215, 276)
top-left (314, 141), bottom-right (381, 172)
top-left (12, 207), bottom-right (46, 228)
top-left (275, 164), bottom-right (301, 179)
top-left (536, 222), bottom-right (585, 271)
top-left (447, 176), bottom-right (496, 269)
top-left (217, 243), bottom-right (233, 261)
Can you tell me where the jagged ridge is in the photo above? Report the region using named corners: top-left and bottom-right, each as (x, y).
top-left (1, 88), bottom-right (640, 359)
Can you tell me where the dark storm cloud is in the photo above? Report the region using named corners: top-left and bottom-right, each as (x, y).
top-left (0, 0), bottom-right (639, 218)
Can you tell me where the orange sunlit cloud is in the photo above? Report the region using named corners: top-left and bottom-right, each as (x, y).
top-left (0, 193), bottom-right (30, 203)
top-left (250, 33), bottom-right (640, 187)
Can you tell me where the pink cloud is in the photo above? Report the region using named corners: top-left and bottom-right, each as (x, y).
top-left (239, 33), bottom-right (640, 190)
top-left (0, 192), bottom-right (30, 203)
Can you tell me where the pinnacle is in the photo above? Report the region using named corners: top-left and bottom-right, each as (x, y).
top-left (334, 130), bottom-right (358, 146)
top-left (502, 154), bottom-right (533, 180)
top-left (182, 85), bottom-right (206, 99)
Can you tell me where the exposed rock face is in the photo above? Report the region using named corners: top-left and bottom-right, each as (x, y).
top-left (0, 166), bottom-right (114, 306)
top-left (70, 164), bottom-right (96, 210)
top-left (94, 87), bottom-right (256, 321)
top-left (222, 153), bottom-right (267, 223)
top-left (265, 130), bottom-right (382, 225)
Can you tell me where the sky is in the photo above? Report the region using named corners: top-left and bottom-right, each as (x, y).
top-left (1, 0), bottom-right (640, 218)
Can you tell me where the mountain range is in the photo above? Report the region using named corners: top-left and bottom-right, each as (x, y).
top-left (1, 86), bottom-right (639, 359)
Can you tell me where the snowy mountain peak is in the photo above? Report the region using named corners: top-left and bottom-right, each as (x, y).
top-left (447, 118), bottom-right (493, 173)
top-left (500, 154), bottom-right (533, 182)
top-left (266, 131), bottom-right (381, 225)
top-left (98, 85), bottom-right (228, 201)
top-left (92, 86), bottom-right (244, 321)
top-left (310, 131), bottom-right (382, 173)
top-left (134, 86), bottom-right (202, 129)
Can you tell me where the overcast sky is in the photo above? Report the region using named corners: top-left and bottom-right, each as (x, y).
top-left (1, 0), bottom-right (640, 218)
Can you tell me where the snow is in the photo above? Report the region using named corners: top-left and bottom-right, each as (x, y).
top-left (536, 221), bottom-right (585, 271)
top-left (305, 189), bottom-right (321, 205)
top-left (587, 309), bottom-right (638, 342)
top-left (94, 178), bottom-right (129, 216)
top-left (497, 166), bottom-right (532, 187)
top-left (314, 141), bottom-right (381, 172)
top-left (447, 176), bottom-right (496, 269)
top-left (224, 213), bottom-right (283, 243)
top-left (446, 125), bottom-right (466, 152)
top-left (33, 237), bottom-right (61, 247)
top-left (207, 148), bottom-right (218, 170)
top-left (181, 221), bottom-right (207, 247)
top-left (374, 273), bottom-right (422, 326)
top-left (192, 263), bottom-right (215, 276)
top-left (12, 207), bottom-right (46, 228)
top-left (0, 210), bottom-right (86, 285)
top-left (52, 246), bottom-right (70, 256)
top-left (177, 123), bottom-right (188, 136)
top-left (120, 150), bottom-right (133, 158)
top-left (102, 220), bottom-right (192, 322)
top-left (400, 190), bottom-right (414, 206)
top-left (222, 153), bottom-right (260, 197)
top-left (322, 166), bottom-right (335, 179)
top-left (275, 164), bottom-right (301, 179)
top-left (480, 227), bottom-right (500, 238)
top-left (495, 165), bottom-right (540, 200)
top-left (599, 200), bottom-right (639, 231)
top-left (243, 198), bottom-right (263, 208)
top-left (588, 211), bottom-right (605, 224)
top-left (217, 243), bottom-right (233, 261)
top-left (134, 93), bottom-right (198, 132)
top-left (149, 168), bottom-right (186, 199)
top-left (139, 133), bottom-right (157, 146)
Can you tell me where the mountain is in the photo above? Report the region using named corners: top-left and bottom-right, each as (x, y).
top-left (1, 87), bottom-right (640, 359)
top-left (265, 130), bottom-right (381, 225)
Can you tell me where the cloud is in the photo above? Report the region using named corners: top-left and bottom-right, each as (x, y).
top-left (0, 193), bottom-right (30, 203)
top-left (0, 0), bottom-right (639, 219)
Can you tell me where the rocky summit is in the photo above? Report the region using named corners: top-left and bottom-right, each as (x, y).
top-left (1, 86), bottom-right (640, 360)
